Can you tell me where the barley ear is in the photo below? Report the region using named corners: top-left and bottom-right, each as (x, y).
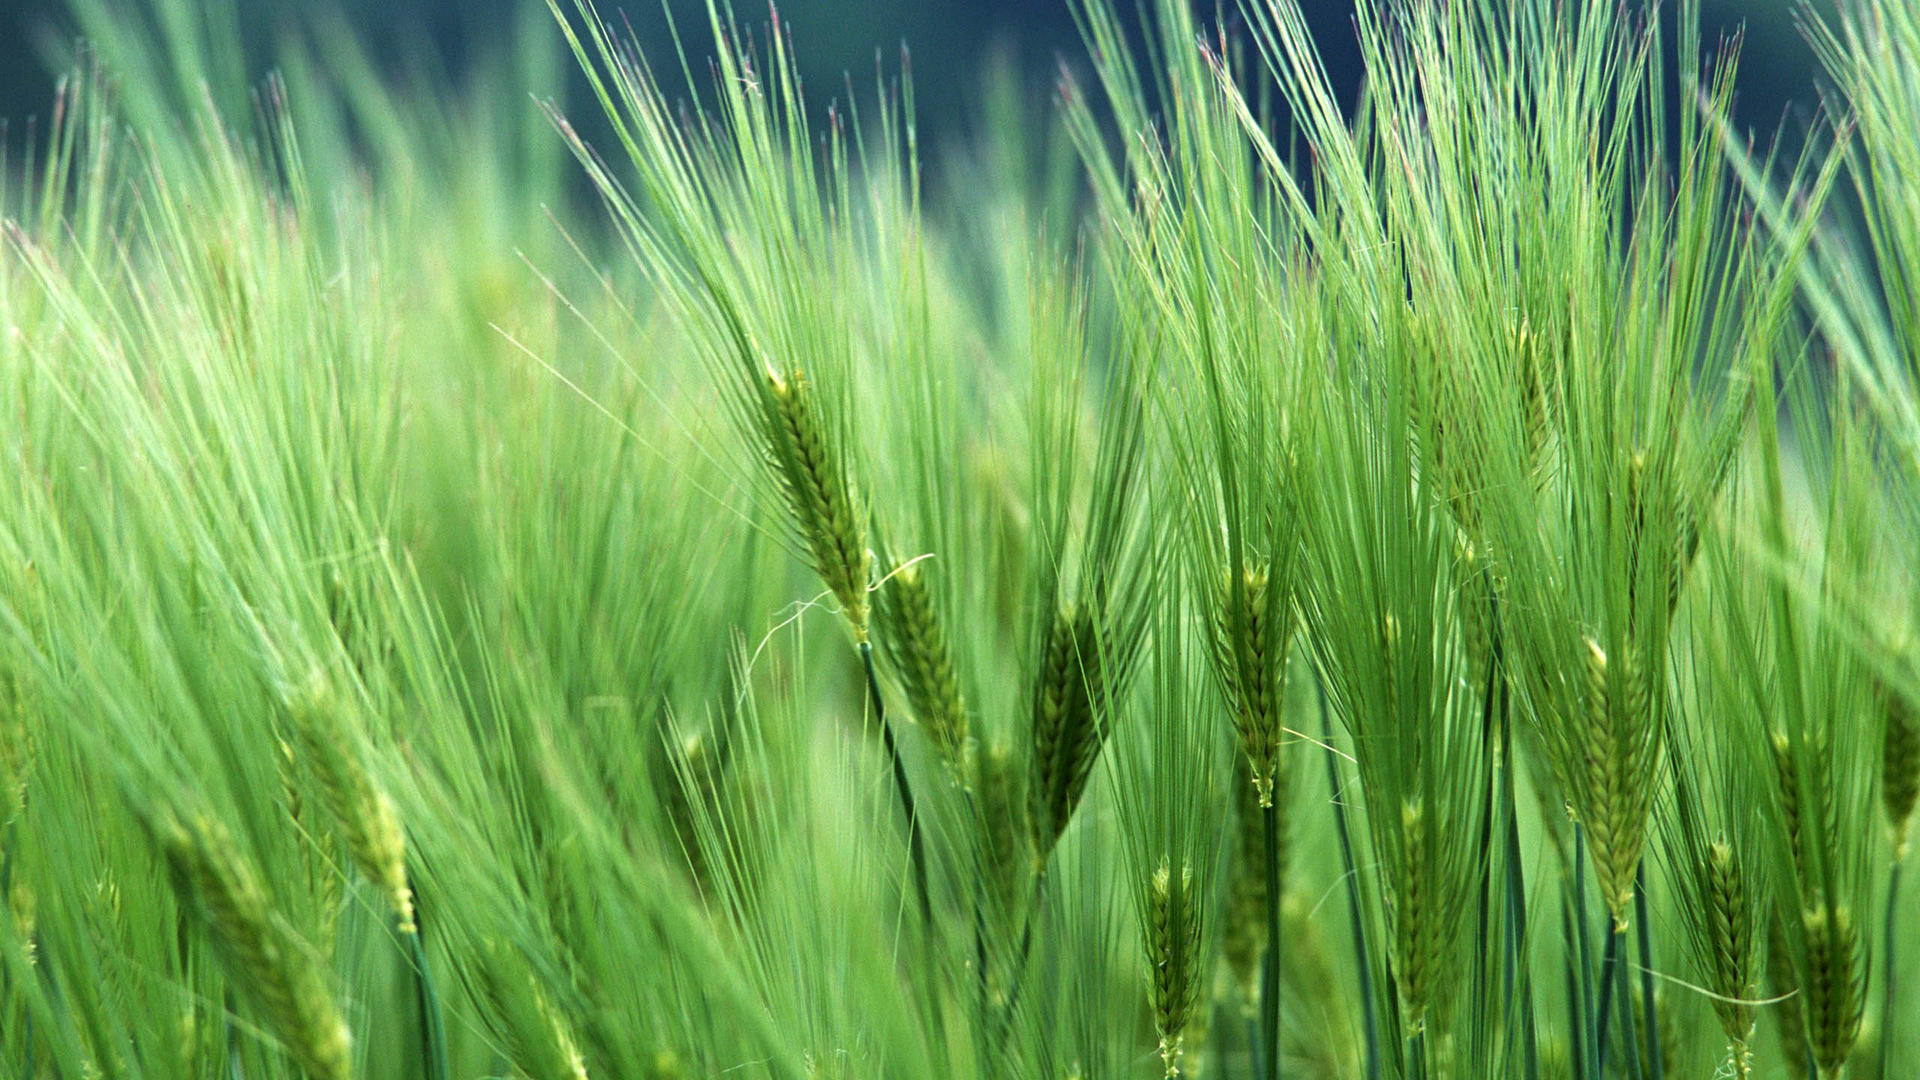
top-left (1767, 910), bottom-right (1810, 1071)
top-left (1146, 860), bottom-right (1203, 1078)
top-left (1878, 683), bottom-right (1920, 859)
top-left (157, 812), bottom-right (354, 1080)
top-left (1394, 796), bottom-right (1435, 1035)
top-left (0, 671), bottom-right (31, 824)
top-left (972, 741), bottom-right (1029, 1006)
top-left (662, 729), bottom-right (724, 895)
top-left (1028, 601), bottom-right (1108, 864)
top-left (973, 741), bottom-right (1028, 924)
top-left (765, 367), bottom-right (870, 641)
top-left (876, 560), bottom-right (970, 783)
top-left (1802, 901), bottom-right (1865, 1079)
top-left (1702, 837), bottom-right (1758, 1065)
top-left (1206, 558), bottom-right (1288, 807)
top-left (1581, 635), bottom-right (1646, 926)
top-left (286, 678), bottom-right (415, 934)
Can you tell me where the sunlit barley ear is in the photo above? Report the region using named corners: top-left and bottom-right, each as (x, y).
top-left (1580, 636), bottom-right (1652, 926)
top-left (1028, 600), bottom-right (1108, 865)
top-left (764, 367), bottom-right (870, 642)
top-left (538, 981), bottom-right (593, 1080)
top-left (646, 1049), bottom-right (688, 1080)
top-left (1801, 901), bottom-right (1865, 1080)
top-left (1146, 860), bottom-right (1203, 1079)
top-left (1507, 316), bottom-right (1554, 486)
top-left (157, 812), bottom-right (353, 1080)
top-left (286, 676), bottom-right (415, 934)
top-left (1206, 558), bottom-right (1290, 808)
top-left (876, 560), bottom-right (970, 783)
top-left (1455, 535), bottom-right (1494, 692)
top-left (1877, 680), bottom-right (1920, 858)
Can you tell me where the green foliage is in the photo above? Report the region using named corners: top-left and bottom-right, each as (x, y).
top-left (2, 1), bottom-right (1919, 1079)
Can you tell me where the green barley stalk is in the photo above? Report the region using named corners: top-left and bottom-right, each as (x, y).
top-left (153, 810), bottom-right (353, 1080)
top-left (1112, 600), bottom-right (1219, 1080)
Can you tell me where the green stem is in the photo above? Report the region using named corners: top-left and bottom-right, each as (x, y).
top-left (860, 641), bottom-right (931, 930)
top-left (1502, 763), bottom-right (1540, 1073)
top-left (1247, 1015), bottom-right (1265, 1080)
top-left (1262, 802), bottom-right (1282, 1080)
top-left (1563, 894), bottom-right (1589, 1080)
top-left (1595, 922), bottom-right (1621, 1076)
top-left (1322, 682), bottom-right (1381, 1080)
top-left (1882, 859), bottom-right (1904, 1080)
top-left (1573, 829), bottom-right (1597, 1080)
top-left (1613, 923), bottom-right (1643, 1080)
top-left (404, 916), bottom-right (449, 1080)
top-left (1634, 875), bottom-right (1660, 1080)
top-left (1406, 1031), bottom-right (1429, 1080)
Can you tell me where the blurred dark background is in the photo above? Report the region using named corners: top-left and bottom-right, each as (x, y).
top-left (0, 0), bottom-right (1833, 162)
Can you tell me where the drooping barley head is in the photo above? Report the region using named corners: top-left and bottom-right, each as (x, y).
top-left (1028, 601), bottom-right (1109, 865)
top-left (876, 560), bottom-right (970, 783)
top-left (765, 368), bottom-right (870, 641)
top-left (157, 812), bottom-right (353, 1080)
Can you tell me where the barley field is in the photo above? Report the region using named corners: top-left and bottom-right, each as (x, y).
top-left (1, 1), bottom-right (1917, 1078)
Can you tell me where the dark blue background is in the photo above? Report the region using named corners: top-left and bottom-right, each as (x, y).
top-left (0, 1), bottom-right (1830, 165)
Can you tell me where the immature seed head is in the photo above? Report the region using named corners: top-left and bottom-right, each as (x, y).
top-left (1769, 731), bottom-right (1807, 882)
top-left (9, 882), bottom-right (34, 969)
top-left (766, 368), bottom-right (870, 641)
top-left (1800, 901), bottom-right (1865, 1079)
top-left (1205, 559), bottom-right (1290, 807)
top-left (158, 813), bottom-right (353, 1080)
top-left (287, 679), bottom-right (415, 934)
top-left (1394, 797), bottom-right (1436, 1034)
top-left (1578, 636), bottom-right (1654, 926)
top-left (1145, 860), bottom-right (1202, 1078)
top-left (1768, 910), bottom-right (1809, 1071)
top-left (475, 938), bottom-right (590, 1080)
top-left (1878, 683), bottom-right (1920, 859)
top-left (1702, 837), bottom-right (1757, 1060)
top-left (972, 742), bottom-right (1030, 1006)
top-left (1028, 601), bottom-right (1109, 865)
top-left (973, 742), bottom-right (1028, 925)
top-left (0, 671), bottom-right (30, 823)
top-left (876, 561), bottom-right (970, 783)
